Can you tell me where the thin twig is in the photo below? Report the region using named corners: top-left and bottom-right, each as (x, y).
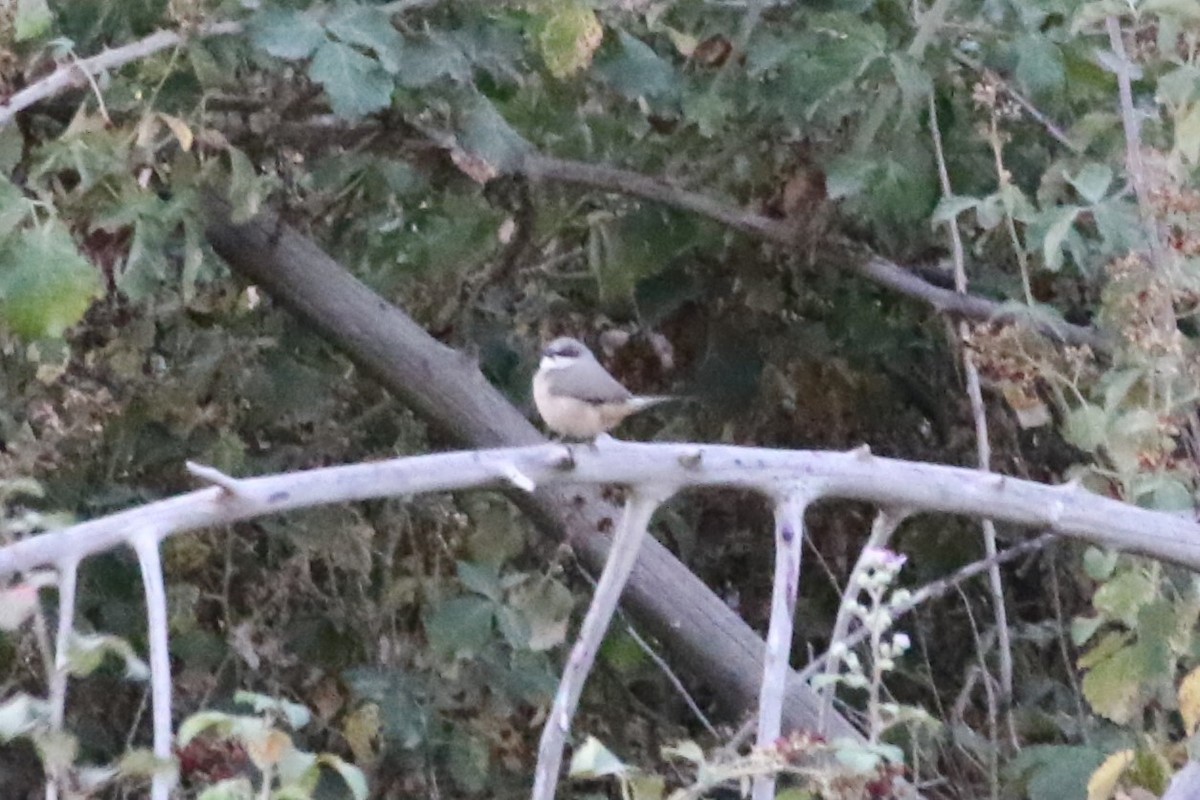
top-left (575, 564), bottom-right (720, 738)
top-left (951, 53), bottom-right (1081, 153)
top-left (929, 90), bottom-right (1015, 730)
top-left (532, 487), bottom-right (673, 800)
top-left (0, 0), bottom-right (439, 129)
top-left (0, 21), bottom-right (243, 128)
top-left (752, 491), bottom-right (811, 800)
top-left (1104, 16), bottom-right (1163, 267)
top-left (956, 585), bottom-right (1000, 800)
top-left (129, 528), bottom-right (175, 800)
top-left (1046, 549), bottom-right (1089, 744)
top-left (68, 52), bottom-right (112, 124)
top-left (797, 533), bottom-right (1054, 684)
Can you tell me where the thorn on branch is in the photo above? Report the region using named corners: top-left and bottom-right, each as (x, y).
top-left (678, 449), bottom-right (704, 469)
top-left (850, 444), bottom-right (872, 461)
top-left (498, 463), bottom-right (536, 493)
top-left (1057, 477), bottom-right (1083, 492)
top-left (186, 461), bottom-right (245, 497)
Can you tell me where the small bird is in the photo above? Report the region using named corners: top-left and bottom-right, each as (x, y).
top-left (532, 336), bottom-right (673, 439)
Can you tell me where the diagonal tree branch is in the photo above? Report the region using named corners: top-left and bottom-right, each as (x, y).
top-left (0, 22), bottom-right (243, 128)
top-left (521, 154), bottom-right (1107, 352)
top-left (0, 0), bottom-right (436, 128)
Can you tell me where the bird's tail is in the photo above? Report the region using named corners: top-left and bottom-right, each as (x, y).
top-left (629, 395), bottom-right (678, 410)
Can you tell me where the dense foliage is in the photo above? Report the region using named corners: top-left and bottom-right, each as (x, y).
top-left (5, 0), bottom-right (1200, 797)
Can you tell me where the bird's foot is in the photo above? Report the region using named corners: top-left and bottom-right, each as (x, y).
top-left (550, 442), bottom-right (577, 470)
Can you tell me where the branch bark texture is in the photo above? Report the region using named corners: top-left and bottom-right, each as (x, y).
top-left (6, 443), bottom-right (1200, 619)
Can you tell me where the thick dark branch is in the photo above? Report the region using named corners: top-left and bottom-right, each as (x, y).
top-left (522, 154), bottom-right (1107, 352)
top-left (201, 192), bottom-right (859, 739)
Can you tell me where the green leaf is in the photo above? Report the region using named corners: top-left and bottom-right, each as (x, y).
top-left (456, 560), bottom-right (502, 602)
top-left (889, 52), bottom-right (932, 121)
top-left (1139, 475), bottom-right (1195, 512)
top-left (447, 726), bottom-right (491, 793)
top-left (342, 667), bottom-right (427, 748)
top-left (1158, 65), bottom-right (1200, 106)
top-left (232, 691), bottom-right (312, 729)
top-left (66, 632), bottom-right (150, 680)
top-left (1062, 402), bottom-right (1106, 453)
top-left (832, 738), bottom-right (901, 772)
top-left (424, 596), bottom-right (495, 657)
top-left (1082, 547), bottom-right (1119, 581)
top-left (597, 31), bottom-right (678, 100)
top-left (1176, 103), bottom-right (1200, 165)
top-left (1142, 0), bottom-right (1200, 20)
top-left (227, 147), bottom-right (272, 225)
top-left (1093, 568), bottom-right (1156, 627)
top-left (0, 693), bottom-right (49, 741)
top-left (681, 89), bottom-right (733, 138)
top-left (197, 779), bottom-right (255, 800)
top-left (0, 174), bottom-right (34, 238)
top-left (457, 95), bottom-right (531, 175)
top-left (630, 773), bottom-right (666, 800)
top-left (495, 604), bottom-right (531, 649)
top-left (537, 0), bottom-right (604, 78)
top-left (1009, 745), bottom-right (1107, 800)
top-left (1015, 34), bottom-right (1066, 96)
top-left (1068, 164), bottom-right (1113, 204)
top-left (1101, 367), bottom-right (1144, 413)
top-left (569, 736), bottom-right (627, 778)
top-left (509, 577), bottom-right (574, 651)
top-left (1081, 640), bottom-right (1149, 723)
top-left (177, 710), bottom-right (239, 746)
top-left (391, 35), bottom-right (471, 87)
top-left (825, 155), bottom-right (875, 200)
top-left (931, 194), bottom-right (979, 225)
top-left (308, 40), bottom-right (394, 119)
top-left (325, 5), bottom-right (406, 73)
top-left (249, 8), bottom-right (327, 60)
top-left (589, 206), bottom-right (699, 305)
top-left (1070, 615), bottom-right (1104, 647)
top-left (0, 221), bottom-right (101, 340)
top-left (15, 0), bottom-right (52, 41)
top-left (1041, 206), bottom-right (1081, 272)
top-left (662, 740), bottom-right (705, 764)
top-left (0, 126), bottom-right (22, 174)
top-left (976, 193), bottom-right (1004, 230)
top-left (314, 754), bottom-right (369, 800)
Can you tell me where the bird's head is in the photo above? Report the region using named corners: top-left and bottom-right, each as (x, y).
top-left (539, 337), bottom-right (592, 373)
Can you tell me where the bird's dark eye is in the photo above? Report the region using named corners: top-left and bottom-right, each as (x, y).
top-left (545, 341), bottom-right (582, 358)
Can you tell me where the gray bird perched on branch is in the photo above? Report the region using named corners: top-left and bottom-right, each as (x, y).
top-left (532, 337), bottom-right (674, 439)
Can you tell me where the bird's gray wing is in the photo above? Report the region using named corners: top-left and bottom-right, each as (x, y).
top-left (544, 360), bottom-right (632, 404)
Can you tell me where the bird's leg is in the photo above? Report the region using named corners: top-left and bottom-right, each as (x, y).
top-left (551, 437), bottom-right (577, 469)
top-left (588, 433), bottom-right (616, 451)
